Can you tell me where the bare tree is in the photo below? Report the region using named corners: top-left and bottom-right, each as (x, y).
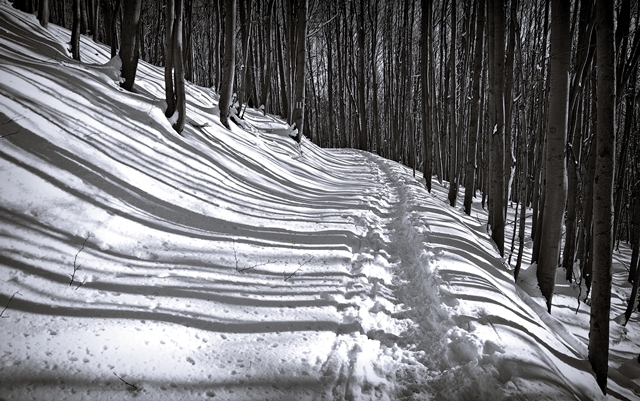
top-left (290, 0), bottom-right (308, 143)
top-left (38, 0), bottom-right (49, 28)
top-left (219, 0), bottom-right (236, 129)
top-left (589, 0), bottom-right (615, 393)
top-left (71, 0), bottom-right (81, 60)
top-left (537, 0), bottom-right (570, 312)
top-left (119, 0), bottom-right (143, 92)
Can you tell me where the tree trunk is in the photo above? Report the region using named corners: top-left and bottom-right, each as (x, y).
top-left (488, 0), bottom-right (506, 256)
top-left (421, 0), bottom-right (433, 192)
top-left (625, 187), bottom-right (640, 322)
top-left (38, 0), bottom-right (49, 28)
top-left (447, 0), bottom-right (458, 207)
top-left (119, 0), bottom-right (142, 92)
top-left (165, 0), bottom-right (176, 117)
top-left (71, 0), bottom-right (81, 60)
top-left (537, 0), bottom-right (570, 313)
top-left (259, 0), bottom-right (275, 111)
top-left (464, 0), bottom-right (484, 215)
top-left (290, 0), bottom-right (307, 143)
top-left (172, 0), bottom-right (186, 133)
top-left (219, 0), bottom-right (236, 129)
top-left (357, 0), bottom-right (367, 151)
top-left (110, 0), bottom-right (122, 59)
top-left (589, 0), bottom-right (615, 392)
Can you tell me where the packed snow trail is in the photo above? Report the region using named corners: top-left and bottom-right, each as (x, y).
top-left (0, 3), bottom-right (613, 400)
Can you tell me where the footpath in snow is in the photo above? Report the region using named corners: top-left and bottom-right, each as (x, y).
top-left (0, 2), bottom-right (634, 399)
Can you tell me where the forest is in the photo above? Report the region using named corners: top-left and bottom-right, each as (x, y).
top-left (8, 0), bottom-right (640, 395)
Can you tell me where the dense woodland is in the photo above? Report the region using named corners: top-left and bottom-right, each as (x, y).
top-left (10, 0), bottom-right (640, 394)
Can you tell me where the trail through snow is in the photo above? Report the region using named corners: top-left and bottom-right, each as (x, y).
top-left (0, 2), bottom-right (637, 400)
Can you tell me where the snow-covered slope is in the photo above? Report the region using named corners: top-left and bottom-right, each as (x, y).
top-left (0, 2), bottom-right (623, 400)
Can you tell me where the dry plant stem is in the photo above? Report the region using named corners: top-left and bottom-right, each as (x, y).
top-left (0, 291), bottom-right (20, 318)
top-left (71, 234), bottom-right (90, 286)
top-left (113, 372), bottom-right (138, 390)
top-left (284, 256), bottom-right (314, 281)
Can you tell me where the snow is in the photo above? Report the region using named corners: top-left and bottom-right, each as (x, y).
top-left (0, 3), bottom-right (638, 400)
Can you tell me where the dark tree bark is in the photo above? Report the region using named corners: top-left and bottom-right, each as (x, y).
top-left (165, 0), bottom-right (176, 117)
top-left (487, 0), bottom-right (506, 256)
top-left (290, 0), bottom-right (308, 143)
top-left (537, 0), bottom-right (570, 313)
top-left (447, 0), bottom-right (458, 207)
top-left (38, 0), bottom-right (49, 28)
top-left (219, 0), bottom-right (236, 129)
top-left (464, 0), bottom-right (484, 215)
top-left (259, 0), bottom-right (275, 111)
top-left (119, 0), bottom-right (143, 92)
top-left (421, 0), bottom-right (433, 192)
top-left (110, 0), bottom-right (122, 59)
top-left (172, 0), bottom-right (186, 133)
top-left (71, 0), bottom-right (81, 61)
top-left (589, 0), bottom-right (615, 392)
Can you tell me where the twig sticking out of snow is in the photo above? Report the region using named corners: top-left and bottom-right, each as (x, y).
top-left (284, 256), bottom-right (314, 281)
top-left (113, 372), bottom-right (139, 391)
top-left (0, 291), bottom-right (19, 318)
top-left (70, 234), bottom-right (90, 286)
top-left (232, 239), bottom-right (272, 272)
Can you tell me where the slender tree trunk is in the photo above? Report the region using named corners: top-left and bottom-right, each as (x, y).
top-left (219, 0), bottom-right (236, 129)
top-left (119, 0), bottom-right (143, 92)
top-left (71, 0), bottom-right (81, 60)
top-left (464, 0), bottom-right (484, 215)
top-left (165, 0), bottom-right (176, 117)
top-left (290, 0), bottom-right (308, 143)
top-left (357, 0), bottom-right (367, 151)
top-left (91, 0), bottom-right (99, 42)
top-left (38, 0), bottom-right (49, 28)
top-left (421, 0), bottom-right (433, 192)
top-left (589, 0), bottom-right (615, 392)
top-left (488, 0), bottom-right (506, 255)
top-left (537, 0), bottom-right (570, 313)
top-left (625, 187), bottom-right (640, 321)
top-left (447, 0), bottom-right (458, 207)
top-left (110, 0), bottom-right (122, 59)
top-left (260, 0), bottom-right (275, 111)
top-left (172, 0), bottom-right (186, 133)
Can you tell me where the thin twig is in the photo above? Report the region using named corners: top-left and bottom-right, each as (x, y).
top-left (233, 239), bottom-right (239, 271)
top-left (0, 291), bottom-right (19, 318)
top-left (74, 277), bottom-right (87, 290)
top-left (238, 260), bottom-right (273, 273)
top-left (113, 372), bottom-right (138, 391)
top-left (284, 256), bottom-right (315, 281)
top-left (71, 234), bottom-right (90, 286)
top-left (0, 127), bottom-right (22, 139)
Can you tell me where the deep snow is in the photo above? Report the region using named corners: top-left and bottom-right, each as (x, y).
top-left (0, 2), bottom-right (638, 400)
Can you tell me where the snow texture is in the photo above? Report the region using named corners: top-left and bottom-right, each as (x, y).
top-left (0, 3), bottom-right (638, 400)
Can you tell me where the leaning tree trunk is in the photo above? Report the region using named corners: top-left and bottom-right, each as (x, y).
top-left (537, 0), bottom-right (570, 313)
top-left (219, 0), bottom-right (236, 129)
top-left (589, 0), bottom-right (615, 393)
top-left (119, 0), bottom-right (143, 92)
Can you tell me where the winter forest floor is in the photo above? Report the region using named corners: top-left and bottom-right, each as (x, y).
top-left (0, 2), bottom-right (639, 400)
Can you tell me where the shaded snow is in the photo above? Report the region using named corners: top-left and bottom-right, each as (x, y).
top-left (0, 2), bottom-right (636, 400)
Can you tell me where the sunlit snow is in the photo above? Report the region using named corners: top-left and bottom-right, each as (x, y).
top-left (0, 2), bottom-right (638, 400)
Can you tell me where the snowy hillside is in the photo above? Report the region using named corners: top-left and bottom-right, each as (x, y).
top-left (0, 3), bottom-right (636, 400)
